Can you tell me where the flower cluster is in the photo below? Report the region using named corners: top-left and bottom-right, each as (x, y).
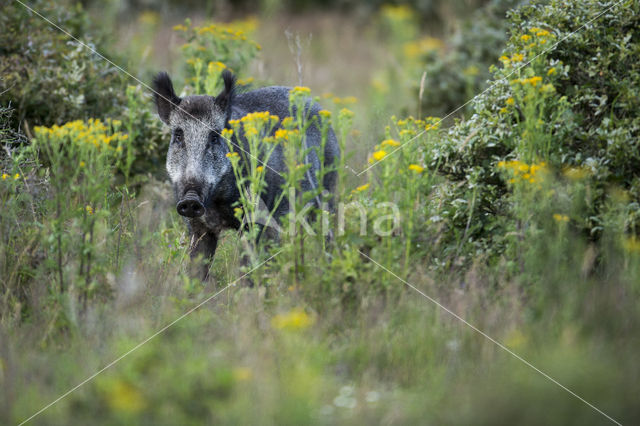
top-left (498, 160), bottom-right (548, 184)
top-left (403, 36), bottom-right (444, 59)
top-left (34, 119), bottom-right (129, 152)
top-left (511, 76), bottom-right (543, 87)
top-left (274, 128), bottom-right (299, 142)
top-left (175, 18), bottom-right (261, 49)
top-left (2, 173), bottom-right (20, 180)
top-left (229, 111), bottom-right (280, 140)
top-left (271, 308), bottom-right (313, 331)
top-left (290, 86), bottom-right (311, 96)
top-left (553, 213), bottom-right (569, 223)
top-left (331, 96), bottom-right (358, 106)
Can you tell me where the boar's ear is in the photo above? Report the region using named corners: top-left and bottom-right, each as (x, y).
top-left (214, 69), bottom-right (236, 122)
top-left (152, 71), bottom-right (181, 124)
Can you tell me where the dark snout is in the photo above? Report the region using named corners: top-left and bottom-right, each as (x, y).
top-left (177, 190), bottom-right (205, 218)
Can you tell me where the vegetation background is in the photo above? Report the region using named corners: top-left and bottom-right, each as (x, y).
top-left (1, 0), bottom-right (639, 424)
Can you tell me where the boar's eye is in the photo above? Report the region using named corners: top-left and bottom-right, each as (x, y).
top-left (172, 128), bottom-right (184, 147)
top-left (208, 131), bottom-right (220, 146)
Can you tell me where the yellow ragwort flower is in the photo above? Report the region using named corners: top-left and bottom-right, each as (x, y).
top-left (408, 164), bottom-right (424, 173)
top-left (271, 308), bottom-right (313, 331)
top-left (318, 110), bottom-right (332, 119)
top-left (553, 213), bottom-right (569, 223)
top-left (355, 183), bottom-right (370, 192)
top-left (371, 150), bottom-right (387, 162)
top-left (221, 128), bottom-right (234, 139)
top-left (290, 86), bottom-right (311, 96)
top-left (381, 139), bottom-right (400, 148)
top-left (226, 152), bottom-right (239, 159)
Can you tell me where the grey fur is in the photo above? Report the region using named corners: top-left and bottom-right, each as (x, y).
top-left (153, 70), bottom-right (339, 278)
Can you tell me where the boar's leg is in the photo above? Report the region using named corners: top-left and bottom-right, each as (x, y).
top-left (188, 230), bottom-right (218, 281)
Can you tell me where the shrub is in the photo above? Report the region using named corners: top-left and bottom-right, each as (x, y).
top-left (0, 0), bottom-right (127, 128)
top-left (421, 0), bottom-right (639, 264)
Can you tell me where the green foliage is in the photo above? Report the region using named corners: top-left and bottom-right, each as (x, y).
top-left (174, 18), bottom-right (261, 94)
top-left (0, 0), bottom-right (127, 128)
top-left (408, 0), bottom-right (640, 265)
top-left (417, 0), bottom-right (526, 118)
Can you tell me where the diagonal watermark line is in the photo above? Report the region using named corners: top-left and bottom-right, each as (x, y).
top-left (356, 0), bottom-right (627, 176)
top-left (18, 249), bottom-right (282, 426)
top-left (358, 250), bottom-right (622, 425)
top-left (14, 0), bottom-right (284, 178)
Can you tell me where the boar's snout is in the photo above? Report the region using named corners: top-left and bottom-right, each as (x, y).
top-left (177, 190), bottom-right (205, 218)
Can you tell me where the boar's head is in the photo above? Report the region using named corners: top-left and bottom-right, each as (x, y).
top-left (152, 70), bottom-right (238, 219)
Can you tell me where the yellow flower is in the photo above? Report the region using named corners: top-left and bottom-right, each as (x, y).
top-left (381, 139), bottom-right (400, 148)
top-left (355, 183), bottom-right (370, 192)
top-left (275, 129), bottom-right (289, 140)
top-left (104, 379), bottom-right (146, 414)
top-left (553, 213), bottom-right (569, 223)
top-left (318, 110), bottom-right (332, 119)
top-left (86, 205), bottom-right (93, 215)
top-left (622, 237), bottom-right (640, 253)
top-left (221, 128), bottom-right (234, 139)
top-left (371, 150), bottom-right (387, 162)
top-left (536, 30), bottom-right (551, 37)
top-left (408, 164), bottom-right (424, 173)
top-left (547, 67), bottom-right (557, 76)
top-left (511, 53), bottom-right (525, 62)
top-left (499, 107), bottom-right (508, 114)
top-left (237, 77), bottom-right (254, 86)
top-left (256, 166), bottom-right (264, 173)
top-left (290, 86), bottom-right (311, 96)
top-left (339, 108), bottom-right (354, 120)
top-left (226, 152), bottom-right (239, 159)
top-left (520, 34), bottom-right (532, 42)
top-left (499, 55), bottom-right (510, 64)
top-left (281, 117), bottom-right (294, 128)
top-left (79, 161), bottom-right (86, 168)
top-left (506, 97), bottom-right (515, 106)
top-left (173, 24), bottom-right (187, 32)
top-left (13, 173), bottom-right (20, 180)
top-left (528, 76), bottom-right (542, 86)
top-left (1, 173), bottom-right (8, 180)
top-left (271, 308), bottom-right (313, 331)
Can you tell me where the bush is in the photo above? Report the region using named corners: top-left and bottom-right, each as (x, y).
top-left (424, 0), bottom-right (640, 263)
top-left (0, 0), bottom-right (128, 128)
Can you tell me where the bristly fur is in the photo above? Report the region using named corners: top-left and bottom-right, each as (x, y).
top-left (152, 71), bottom-right (181, 123)
top-left (215, 69), bottom-right (237, 123)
